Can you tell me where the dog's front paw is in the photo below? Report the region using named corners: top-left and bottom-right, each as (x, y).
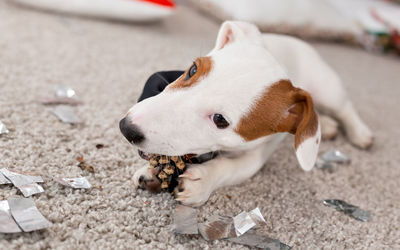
top-left (133, 166), bottom-right (161, 193)
top-left (175, 166), bottom-right (214, 207)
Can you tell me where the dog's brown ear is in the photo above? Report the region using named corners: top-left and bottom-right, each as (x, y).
top-left (276, 85), bottom-right (321, 171)
top-left (213, 21), bottom-right (262, 51)
top-left (235, 80), bottom-right (320, 171)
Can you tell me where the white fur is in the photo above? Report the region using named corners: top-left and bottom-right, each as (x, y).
top-left (125, 21), bottom-right (373, 206)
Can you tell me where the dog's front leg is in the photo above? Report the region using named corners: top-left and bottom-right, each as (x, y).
top-left (177, 135), bottom-right (285, 207)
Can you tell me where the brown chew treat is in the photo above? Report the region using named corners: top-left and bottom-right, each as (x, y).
top-left (147, 154), bottom-right (187, 193)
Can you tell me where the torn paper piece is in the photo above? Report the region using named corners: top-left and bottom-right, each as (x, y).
top-left (55, 177), bottom-right (91, 189)
top-left (173, 205), bottom-right (198, 235)
top-left (50, 105), bottom-right (81, 124)
top-left (228, 233), bottom-right (291, 250)
top-left (233, 211), bottom-right (257, 236)
top-left (8, 197), bottom-right (52, 232)
top-left (323, 199), bottom-right (372, 222)
top-left (0, 200), bottom-right (22, 233)
top-left (0, 168), bottom-right (43, 187)
top-left (18, 183), bottom-right (44, 197)
top-left (0, 121), bottom-right (9, 135)
top-left (54, 85), bottom-right (78, 99)
top-left (198, 215), bottom-right (236, 240)
top-left (0, 173), bottom-right (11, 185)
top-left (321, 150), bottom-right (350, 163)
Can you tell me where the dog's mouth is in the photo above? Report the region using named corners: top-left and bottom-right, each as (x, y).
top-left (137, 150), bottom-right (219, 164)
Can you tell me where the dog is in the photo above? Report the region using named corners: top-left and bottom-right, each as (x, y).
top-left (120, 21), bottom-right (373, 207)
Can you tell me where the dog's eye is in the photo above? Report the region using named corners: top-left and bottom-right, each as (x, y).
top-left (186, 63), bottom-right (197, 79)
top-left (212, 114), bottom-right (229, 129)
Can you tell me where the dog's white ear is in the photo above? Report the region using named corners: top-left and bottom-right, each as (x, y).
top-left (214, 21), bottom-right (262, 50)
top-left (277, 87), bottom-right (321, 171)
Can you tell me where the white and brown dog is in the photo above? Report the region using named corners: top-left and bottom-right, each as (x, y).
top-left (120, 21), bottom-right (373, 207)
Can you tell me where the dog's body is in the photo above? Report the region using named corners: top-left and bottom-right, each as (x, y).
top-left (120, 21), bottom-right (373, 206)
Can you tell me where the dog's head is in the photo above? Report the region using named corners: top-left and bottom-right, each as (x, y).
top-left (120, 21), bottom-right (321, 171)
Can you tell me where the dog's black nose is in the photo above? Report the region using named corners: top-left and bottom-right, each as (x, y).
top-left (119, 117), bottom-right (145, 145)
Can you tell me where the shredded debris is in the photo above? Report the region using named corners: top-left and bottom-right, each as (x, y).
top-left (0, 173), bottom-right (11, 185)
top-left (0, 168), bottom-right (44, 197)
top-left (323, 199), bottom-right (372, 222)
top-left (172, 205), bottom-right (199, 235)
top-left (7, 197), bottom-right (52, 232)
top-left (50, 105), bottom-right (81, 124)
top-left (39, 85), bottom-right (81, 105)
top-left (228, 233), bottom-right (291, 250)
top-left (18, 183), bottom-right (45, 197)
top-left (0, 200), bottom-right (22, 233)
top-left (0, 121), bottom-right (9, 135)
top-left (0, 168), bottom-right (43, 187)
top-left (40, 97), bottom-right (82, 105)
top-left (233, 207), bottom-right (266, 236)
top-left (77, 156), bottom-right (95, 173)
top-left (54, 85), bottom-right (78, 99)
top-left (315, 159), bottom-right (335, 172)
top-left (198, 215), bottom-right (236, 240)
top-left (315, 149), bottom-right (351, 172)
top-left (173, 206), bottom-right (289, 248)
top-left (321, 150), bottom-right (350, 163)
top-left (55, 177), bottom-right (91, 189)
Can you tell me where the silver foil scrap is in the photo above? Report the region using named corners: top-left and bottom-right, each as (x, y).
top-left (55, 177), bottom-right (91, 189)
top-left (0, 120), bottom-right (9, 135)
top-left (233, 207), bottom-right (266, 236)
top-left (0, 173), bottom-right (11, 185)
top-left (54, 85), bottom-right (78, 99)
top-left (198, 215), bottom-right (236, 240)
top-left (198, 208), bottom-right (266, 240)
top-left (40, 97), bottom-right (82, 106)
top-left (39, 85), bottom-right (81, 105)
top-left (50, 105), bottom-right (81, 124)
top-left (0, 168), bottom-right (43, 187)
top-left (172, 206), bottom-right (290, 248)
top-left (0, 168), bottom-right (44, 197)
top-left (228, 233), bottom-right (291, 250)
top-left (173, 205), bottom-right (198, 235)
top-left (323, 199), bottom-right (372, 222)
top-left (0, 200), bottom-right (22, 233)
top-left (315, 159), bottom-right (335, 172)
top-left (321, 150), bottom-right (350, 163)
top-left (18, 183), bottom-right (45, 197)
top-left (8, 197), bottom-right (52, 232)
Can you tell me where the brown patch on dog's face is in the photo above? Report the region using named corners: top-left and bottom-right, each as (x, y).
top-left (235, 80), bottom-right (318, 149)
top-left (168, 57), bottom-right (213, 90)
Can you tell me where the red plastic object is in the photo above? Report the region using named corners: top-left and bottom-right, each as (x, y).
top-left (137, 0), bottom-right (175, 8)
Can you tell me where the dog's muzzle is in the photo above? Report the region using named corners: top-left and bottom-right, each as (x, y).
top-left (121, 70), bottom-right (219, 165)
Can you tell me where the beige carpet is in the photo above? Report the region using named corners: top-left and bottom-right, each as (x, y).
top-left (1, 1), bottom-right (399, 249)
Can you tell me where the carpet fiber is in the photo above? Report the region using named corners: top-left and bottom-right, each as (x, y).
top-left (0, 1), bottom-right (399, 249)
